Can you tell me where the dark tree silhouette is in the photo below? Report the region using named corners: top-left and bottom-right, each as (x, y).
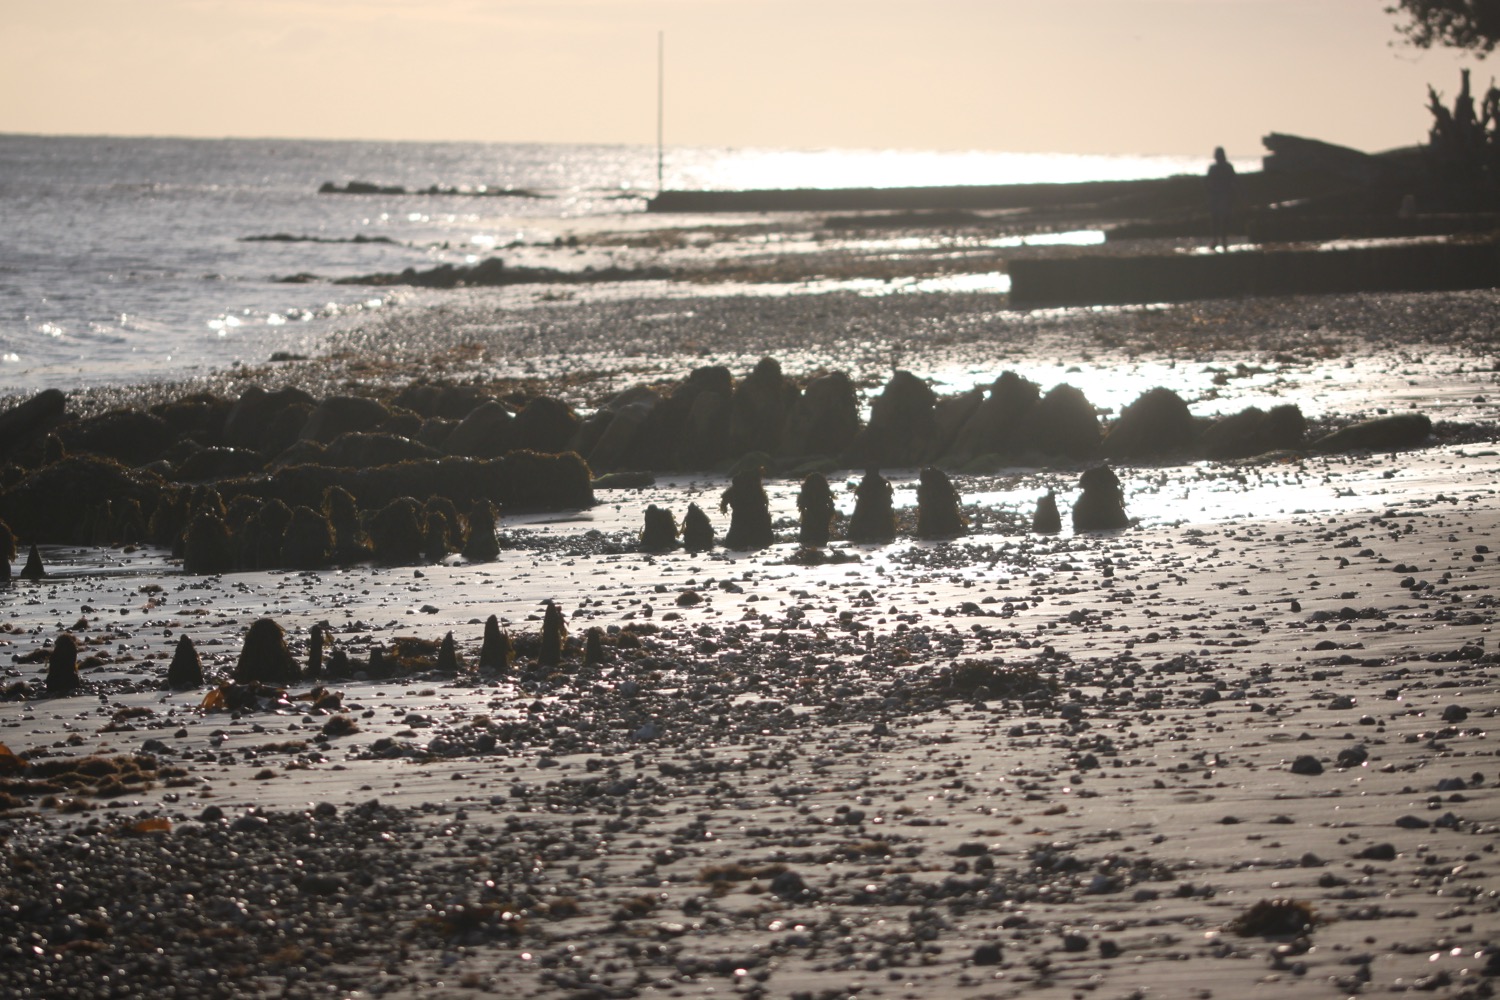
top-left (1389, 1), bottom-right (1500, 55)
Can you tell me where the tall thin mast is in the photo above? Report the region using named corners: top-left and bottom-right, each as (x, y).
top-left (657, 30), bottom-right (665, 194)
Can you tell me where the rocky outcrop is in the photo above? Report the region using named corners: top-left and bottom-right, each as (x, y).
top-left (1101, 387), bottom-right (1195, 460)
top-left (1072, 466), bottom-right (1130, 532)
top-left (846, 371), bottom-right (936, 468)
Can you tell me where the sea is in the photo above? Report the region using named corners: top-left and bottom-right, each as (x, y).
top-left (0, 134), bottom-right (1210, 397)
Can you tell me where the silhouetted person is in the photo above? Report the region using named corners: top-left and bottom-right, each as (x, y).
top-left (1207, 147), bottom-right (1236, 251)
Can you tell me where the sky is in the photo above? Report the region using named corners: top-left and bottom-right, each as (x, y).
top-left (1, 0), bottom-right (1485, 159)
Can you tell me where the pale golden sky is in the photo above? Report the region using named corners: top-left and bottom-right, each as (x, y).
top-left (1, 0), bottom-right (1479, 157)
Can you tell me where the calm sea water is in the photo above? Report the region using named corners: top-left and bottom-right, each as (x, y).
top-left (0, 135), bottom-right (1207, 395)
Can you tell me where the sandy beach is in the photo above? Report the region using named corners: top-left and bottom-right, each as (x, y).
top-left (2, 214), bottom-right (1500, 999)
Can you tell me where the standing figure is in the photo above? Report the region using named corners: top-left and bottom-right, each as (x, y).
top-left (1207, 147), bottom-right (1237, 251)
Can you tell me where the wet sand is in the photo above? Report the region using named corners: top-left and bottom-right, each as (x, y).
top-left (2, 221), bottom-right (1500, 998)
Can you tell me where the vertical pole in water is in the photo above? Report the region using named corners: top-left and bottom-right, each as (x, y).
top-left (657, 30), bottom-right (665, 195)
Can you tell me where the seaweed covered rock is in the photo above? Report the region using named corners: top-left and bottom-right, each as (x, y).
top-left (443, 400), bottom-right (516, 458)
top-left (0, 455), bottom-right (166, 544)
top-left (583, 626), bottom-right (606, 666)
top-left (233, 617), bottom-right (301, 686)
top-left (462, 500), bottom-right (501, 562)
top-left (45, 633), bottom-right (81, 695)
top-left (299, 395), bottom-right (392, 445)
top-left (1313, 412), bottom-right (1430, 453)
top-left (0, 388), bottom-right (67, 463)
top-left (222, 385), bottom-right (317, 453)
top-left (682, 502), bottom-right (715, 553)
top-left (0, 517), bottom-right (13, 582)
top-left (306, 624), bottom-right (326, 679)
top-left (539, 603), bottom-right (568, 668)
top-left (640, 504), bottom-right (679, 552)
top-left (583, 387), bottom-right (658, 472)
top-left (212, 456), bottom-right (574, 519)
top-left (916, 467), bottom-right (966, 539)
top-left (721, 469), bottom-right (773, 550)
top-left (422, 507), bottom-right (454, 563)
top-left (435, 631), bottom-right (465, 675)
top-left (394, 382), bottom-right (494, 420)
top-left (151, 392), bottom-right (233, 444)
top-left (1028, 384), bottom-right (1100, 459)
top-left (166, 634), bottom-right (205, 689)
top-left (1200, 404), bottom-right (1306, 459)
top-left (249, 498), bottom-right (294, 570)
top-left (423, 496), bottom-right (462, 562)
top-left (730, 357), bottom-right (795, 458)
top-left (669, 366), bottom-right (735, 470)
top-left (320, 432), bottom-right (439, 468)
top-left (172, 446), bottom-right (266, 482)
top-left (930, 387), bottom-right (985, 462)
top-left (846, 371), bottom-right (936, 468)
top-left (479, 614), bottom-right (513, 672)
top-left (796, 473), bottom-right (837, 547)
top-left (847, 469), bottom-right (897, 544)
top-left (58, 409), bottom-right (180, 467)
top-left (1031, 490), bottom-right (1062, 534)
top-left (781, 369), bottom-right (860, 461)
top-left (323, 486), bottom-right (369, 563)
top-left (281, 505), bottom-right (334, 569)
top-left (19, 543), bottom-right (44, 581)
top-left (512, 396), bottom-right (580, 455)
top-left (369, 497), bottom-right (425, 565)
top-left (952, 371), bottom-right (1041, 460)
top-left (183, 511), bottom-right (237, 575)
top-left (1072, 465), bottom-right (1130, 532)
top-left (503, 450), bottom-right (593, 510)
top-left (1102, 387), bottom-right (1195, 460)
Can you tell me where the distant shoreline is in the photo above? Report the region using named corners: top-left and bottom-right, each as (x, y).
top-left (647, 173), bottom-right (1211, 214)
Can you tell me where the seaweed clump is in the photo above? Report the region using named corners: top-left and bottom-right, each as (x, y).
top-left (1227, 898), bottom-right (1318, 938)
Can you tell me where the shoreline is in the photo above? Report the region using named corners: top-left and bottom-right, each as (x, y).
top-left (2, 213), bottom-right (1500, 997)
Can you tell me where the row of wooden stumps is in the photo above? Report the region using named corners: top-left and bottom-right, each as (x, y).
top-left (638, 465), bottom-right (1130, 552)
top-left (638, 467), bottom-right (971, 553)
top-left (39, 599), bottom-right (589, 698)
